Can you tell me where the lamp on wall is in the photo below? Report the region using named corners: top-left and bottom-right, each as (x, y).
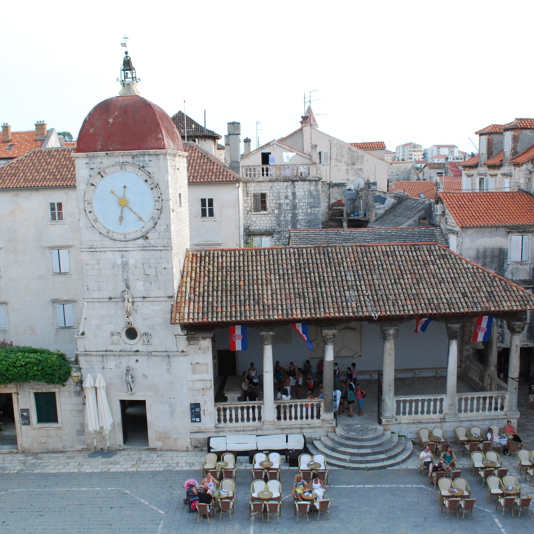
top-left (71, 368), bottom-right (83, 388)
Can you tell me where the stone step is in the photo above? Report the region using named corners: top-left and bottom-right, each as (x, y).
top-left (320, 434), bottom-right (399, 457)
top-left (327, 430), bottom-right (392, 449)
top-left (308, 439), bottom-right (413, 470)
top-left (335, 424), bottom-right (385, 443)
top-left (312, 435), bottom-right (406, 464)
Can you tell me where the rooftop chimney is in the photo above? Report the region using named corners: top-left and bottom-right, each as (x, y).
top-left (243, 137), bottom-right (251, 155)
top-left (2, 123), bottom-right (12, 143)
top-left (227, 122), bottom-right (241, 175)
top-left (35, 121), bottom-right (47, 139)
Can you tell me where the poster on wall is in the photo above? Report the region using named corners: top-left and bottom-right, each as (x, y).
top-left (190, 403), bottom-right (201, 423)
top-left (20, 409), bottom-right (30, 425)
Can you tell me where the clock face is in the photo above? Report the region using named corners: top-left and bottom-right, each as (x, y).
top-left (84, 163), bottom-right (162, 241)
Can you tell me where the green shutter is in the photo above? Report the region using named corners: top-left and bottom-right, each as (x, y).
top-left (35, 392), bottom-right (58, 423)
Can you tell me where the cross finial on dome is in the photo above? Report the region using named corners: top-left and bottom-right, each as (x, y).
top-left (117, 36), bottom-right (141, 96)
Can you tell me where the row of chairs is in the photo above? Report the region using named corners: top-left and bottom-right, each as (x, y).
top-left (252, 452), bottom-right (281, 480)
top-left (298, 453), bottom-right (328, 482)
top-left (471, 451), bottom-right (503, 475)
top-left (437, 477), bottom-right (475, 520)
top-left (202, 452), bottom-right (236, 479)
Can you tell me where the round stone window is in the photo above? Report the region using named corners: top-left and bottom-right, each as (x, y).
top-left (123, 326), bottom-right (141, 344)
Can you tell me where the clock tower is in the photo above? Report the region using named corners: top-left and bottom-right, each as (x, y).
top-left (73, 51), bottom-right (204, 450)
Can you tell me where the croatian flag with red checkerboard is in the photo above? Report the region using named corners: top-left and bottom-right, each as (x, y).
top-left (472, 316), bottom-right (494, 342)
top-left (229, 325), bottom-right (248, 351)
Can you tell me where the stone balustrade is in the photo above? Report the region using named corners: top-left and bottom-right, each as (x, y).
top-left (395, 395), bottom-right (446, 419)
top-left (456, 392), bottom-right (507, 415)
top-left (242, 165), bottom-right (319, 179)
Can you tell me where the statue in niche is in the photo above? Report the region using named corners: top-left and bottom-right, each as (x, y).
top-left (110, 331), bottom-right (122, 345)
top-left (121, 289), bottom-right (133, 326)
top-left (126, 366), bottom-right (135, 394)
top-left (141, 331), bottom-right (152, 345)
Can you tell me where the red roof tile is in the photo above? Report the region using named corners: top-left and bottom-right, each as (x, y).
top-left (173, 243), bottom-right (534, 325)
top-left (485, 151), bottom-right (503, 166)
top-left (503, 118), bottom-right (534, 130)
top-left (185, 143), bottom-right (242, 183)
top-left (171, 111), bottom-right (221, 140)
top-left (475, 124), bottom-right (505, 135)
top-left (350, 141), bottom-right (386, 150)
top-left (442, 177), bottom-right (462, 192)
top-left (447, 162), bottom-right (462, 177)
top-left (510, 144), bottom-right (534, 165)
top-left (459, 155), bottom-right (479, 167)
top-left (440, 191), bottom-right (534, 227)
top-left (0, 131), bottom-right (46, 160)
top-left (0, 148), bottom-right (75, 189)
top-left (389, 180), bottom-right (437, 201)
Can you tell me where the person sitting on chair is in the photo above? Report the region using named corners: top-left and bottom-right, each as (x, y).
top-left (419, 445), bottom-right (434, 477)
top-left (440, 446), bottom-right (457, 471)
top-left (291, 474), bottom-right (309, 501)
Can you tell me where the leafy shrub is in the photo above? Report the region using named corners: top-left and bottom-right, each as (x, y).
top-left (0, 346), bottom-right (72, 385)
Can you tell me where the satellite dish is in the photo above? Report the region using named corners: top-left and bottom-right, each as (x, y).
top-left (353, 178), bottom-right (365, 190)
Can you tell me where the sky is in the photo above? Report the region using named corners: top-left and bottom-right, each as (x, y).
top-left (2, 0), bottom-right (533, 155)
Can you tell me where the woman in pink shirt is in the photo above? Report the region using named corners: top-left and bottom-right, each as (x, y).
top-left (356, 384), bottom-right (366, 416)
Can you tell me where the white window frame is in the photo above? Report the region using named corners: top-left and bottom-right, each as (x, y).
top-left (319, 151), bottom-right (330, 165)
top-left (49, 202), bottom-right (64, 222)
top-left (252, 236), bottom-right (271, 248)
top-left (510, 235), bottom-right (531, 263)
top-left (200, 198), bottom-right (215, 219)
top-left (0, 303), bottom-right (7, 329)
top-left (54, 302), bottom-right (76, 328)
top-left (252, 192), bottom-right (268, 213)
top-left (51, 249), bottom-right (71, 274)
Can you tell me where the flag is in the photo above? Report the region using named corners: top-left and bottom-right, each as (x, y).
top-left (229, 325), bottom-right (247, 351)
top-left (414, 318), bottom-right (432, 333)
top-left (472, 316), bottom-right (493, 342)
top-left (291, 323), bottom-right (313, 350)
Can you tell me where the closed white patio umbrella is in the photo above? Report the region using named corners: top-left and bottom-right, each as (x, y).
top-left (95, 373), bottom-right (116, 458)
top-left (84, 374), bottom-right (101, 457)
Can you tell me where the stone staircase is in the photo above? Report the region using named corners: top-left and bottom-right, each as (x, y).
top-left (308, 423), bottom-right (413, 470)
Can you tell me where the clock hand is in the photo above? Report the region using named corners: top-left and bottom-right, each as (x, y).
top-left (119, 206), bottom-right (124, 225)
top-left (125, 204), bottom-right (145, 223)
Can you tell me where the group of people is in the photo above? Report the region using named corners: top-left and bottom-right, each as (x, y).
top-left (420, 444), bottom-right (458, 478)
top-left (291, 473), bottom-right (326, 501)
top-left (486, 420), bottom-right (523, 454)
top-left (187, 473), bottom-right (218, 510)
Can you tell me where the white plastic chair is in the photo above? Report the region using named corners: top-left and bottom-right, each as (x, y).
top-left (253, 453), bottom-right (267, 469)
top-left (486, 476), bottom-right (503, 503)
top-left (269, 452), bottom-right (281, 468)
top-left (299, 454), bottom-right (312, 470)
top-left (222, 453), bottom-right (236, 469)
top-left (313, 454), bottom-right (326, 470)
top-left (251, 480), bottom-right (266, 498)
top-left (267, 480), bottom-right (281, 499)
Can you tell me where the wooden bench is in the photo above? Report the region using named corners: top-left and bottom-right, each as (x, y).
top-left (224, 376), bottom-right (243, 402)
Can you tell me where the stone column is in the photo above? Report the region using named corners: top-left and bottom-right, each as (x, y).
top-left (321, 329), bottom-right (337, 423)
top-left (483, 322), bottom-right (498, 389)
top-left (506, 320), bottom-right (525, 414)
top-left (381, 324), bottom-right (398, 425)
top-left (260, 331), bottom-right (276, 423)
top-left (445, 323), bottom-right (461, 417)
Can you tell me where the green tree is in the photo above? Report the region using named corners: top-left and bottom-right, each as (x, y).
top-left (0, 346), bottom-right (72, 385)
top-left (57, 131), bottom-right (73, 142)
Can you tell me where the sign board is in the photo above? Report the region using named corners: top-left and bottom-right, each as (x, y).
top-left (20, 409), bottom-right (31, 425)
top-left (190, 403), bottom-right (201, 423)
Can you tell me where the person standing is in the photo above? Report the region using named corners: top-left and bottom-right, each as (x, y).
top-left (333, 362), bottom-right (340, 390)
top-left (356, 384), bottom-right (366, 416)
top-left (529, 379), bottom-right (534, 410)
top-left (346, 382), bottom-right (356, 417)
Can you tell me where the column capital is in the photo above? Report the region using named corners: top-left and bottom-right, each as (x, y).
top-left (321, 328), bottom-right (337, 345)
top-left (506, 320), bottom-right (526, 335)
top-left (445, 323), bottom-right (461, 340)
top-left (260, 331), bottom-right (275, 345)
top-left (380, 324), bottom-right (399, 340)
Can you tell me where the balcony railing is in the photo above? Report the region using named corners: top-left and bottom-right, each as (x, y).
top-left (214, 399), bottom-right (323, 426)
top-left (242, 165), bottom-right (320, 179)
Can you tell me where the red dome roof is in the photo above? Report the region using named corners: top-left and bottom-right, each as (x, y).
top-left (76, 95), bottom-right (184, 153)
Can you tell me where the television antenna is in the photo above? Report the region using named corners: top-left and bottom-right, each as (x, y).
top-left (304, 90), bottom-right (318, 114)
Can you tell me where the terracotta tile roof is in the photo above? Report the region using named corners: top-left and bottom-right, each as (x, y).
top-left (447, 162), bottom-right (462, 177)
top-left (459, 155), bottom-right (479, 167)
top-left (440, 191), bottom-right (534, 227)
top-left (171, 111), bottom-right (221, 140)
top-left (389, 180), bottom-right (437, 201)
top-left (350, 141), bottom-right (386, 150)
top-left (485, 151), bottom-right (503, 166)
top-left (61, 141), bottom-right (77, 148)
top-left (0, 131), bottom-right (46, 160)
top-left (442, 177), bottom-right (462, 192)
top-left (289, 227), bottom-right (448, 246)
top-left (510, 144), bottom-right (534, 165)
top-left (0, 148), bottom-right (75, 189)
top-left (184, 143), bottom-right (242, 183)
top-left (475, 124), bottom-right (505, 135)
top-left (173, 243), bottom-right (534, 325)
top-left (503, 118), bottom-right (534, 130)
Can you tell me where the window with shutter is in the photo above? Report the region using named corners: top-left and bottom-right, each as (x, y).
top-left (34, 392), bottom-right (58, 423)
top-left (510, 235), bottom-right (530, 262)
top-left (319, 151), bottom-right (330, 165)
top-left (51, 249), bottom-right (71, 273)
top-left (54, 303), bottom-right (76, 328)
top-left (0, 304), bottom-right (7, 329)
top-left (252, 193), bottom-right (267, 213)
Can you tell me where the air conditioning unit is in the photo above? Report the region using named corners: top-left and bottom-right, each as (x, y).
top-left (434, 204), bottom-right (443, 215)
